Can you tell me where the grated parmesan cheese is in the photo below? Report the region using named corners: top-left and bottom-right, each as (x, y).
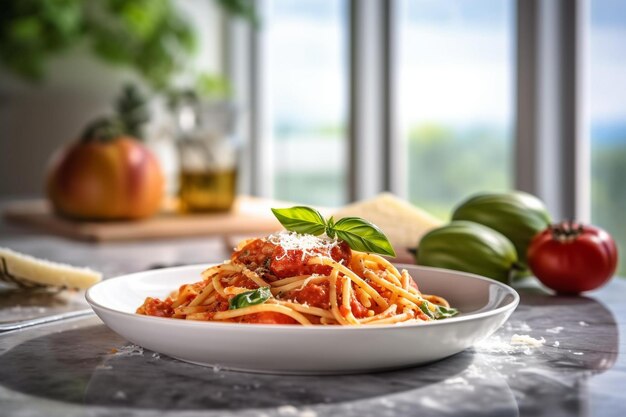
top-left (267, 231), bottom-right (339, 260)
top-left (510, 334), bottom-right (545, 347)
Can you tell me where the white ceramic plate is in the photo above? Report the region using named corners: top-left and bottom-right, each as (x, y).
top-left (86, 264), bottom-right (519, 374)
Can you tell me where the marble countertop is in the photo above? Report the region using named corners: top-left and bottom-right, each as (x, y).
top-left (0, 215), bottom-right (624, 417)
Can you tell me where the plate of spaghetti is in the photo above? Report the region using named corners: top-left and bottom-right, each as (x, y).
top-left (87, 225), bottom-right (519, 374)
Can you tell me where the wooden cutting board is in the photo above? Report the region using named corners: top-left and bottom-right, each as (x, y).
top-left (2, 196), bottom-right (287, 242)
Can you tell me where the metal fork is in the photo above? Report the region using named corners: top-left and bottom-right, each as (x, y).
top-left (0, 308), bottom-right (95, 333)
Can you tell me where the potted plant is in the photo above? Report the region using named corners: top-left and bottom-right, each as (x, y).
top-left (0, 0), bottom-right (254, 198)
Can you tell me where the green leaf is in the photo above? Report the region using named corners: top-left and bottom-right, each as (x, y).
top-left (228, 287), bottom-right (272, 310)
top-left (332, 217), bottom-right (396, 257)
top-left (271, 206), bottom-right (326, 236)
top-left (435, 305), bottom-right (459, 319)
top-left (325, 216), bottom-right (336, 238)
top-left (196, 73), bottom-right (232, 100)
top-left (417, 301), bottom-right (435, 319)
top-left (418, 300), bottom-right (458, 320)
top-left (270, 206), bottom-right (397, 258)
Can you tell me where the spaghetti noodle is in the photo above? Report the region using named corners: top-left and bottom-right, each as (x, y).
top-left (137, 232), bottom-right (457, 325)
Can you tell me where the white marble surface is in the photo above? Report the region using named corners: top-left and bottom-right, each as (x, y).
top-left (0, 210), bottom-right (624, 417)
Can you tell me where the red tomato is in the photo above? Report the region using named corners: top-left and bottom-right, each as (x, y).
top-left (527, 221), bottom-right (618, 293)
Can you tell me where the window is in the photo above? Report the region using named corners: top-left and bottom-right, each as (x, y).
top-left (266, 0), bottom-right (348, 206)
top-left (398, 0), bottom-right (515, 219)
top-left (590, 0), bottom-right (626, 273)
top-left (239, 1), bottom-right (624, 270)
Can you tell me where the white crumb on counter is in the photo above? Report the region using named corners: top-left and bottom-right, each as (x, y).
top-left (379, 398), bottom-right (395, 408)
top-left (552, 341), bottom-right (560, 347)
top-left (511, 334), bottom-right (546, 347)
top-left (276, 405), bottom-right (317, 417)
top-left (445, 376), bottom-right (470, 385)
top-left (504, 321), bottom-right (532, 332)
top-left (579, 321), bottom-right (589, 327)
top-left (546, 326), bottom-right (564, 334)
top-left (277, 405), bottom-right (299, 415)
top-left (573, 352), bottom-right (585, 356)
top-left (113, 390), bottom-right (127, 400)
top-left (475, 336), bottom-right (518, 354)
top-left (114, 345), bottom-right (144, 356)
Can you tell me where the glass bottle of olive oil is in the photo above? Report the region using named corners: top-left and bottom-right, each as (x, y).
top-left (178, 168), bottom-right (237, 212)
top-left (174, 100), bottom-right (238, 213)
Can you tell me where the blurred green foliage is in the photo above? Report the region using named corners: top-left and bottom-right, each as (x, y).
top-left (216, 0), bottom-right (257, 26)
top-left (195, 72), bottom-right (232, 100)
top-left (115, 83), bottom-right (150, 139)
top-left (592, 142), bottom-right (626, 275)
top-left (407, 123), bottom-right (511, 220)
top-left (0, 0), bottom-right (255, 90)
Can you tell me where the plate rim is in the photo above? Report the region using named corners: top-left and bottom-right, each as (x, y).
top-left (86, 263), bottom-right (519, 332)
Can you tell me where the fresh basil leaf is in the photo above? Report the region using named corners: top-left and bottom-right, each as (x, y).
top-left (435, 305), bottom-right (459, 319)
top-left (271, 206), bottom-right (326, 235)
top-left (332, 217), bottom-right (396, 257)
top-left (417, 301), bottom-right (435, 319)
top-left (325, 216), bottom-right (336, 238)
top-left (228, 287), bottom-right (272, 310)
top-left (418, 300), bottom-right (458, 320)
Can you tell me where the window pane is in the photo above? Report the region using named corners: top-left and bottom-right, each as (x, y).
top-left (267, 0), bottom-right (348, 206)
top-left (398, 0), bottom-right (515, 219)
top-left (590, 0), bottom-right (626, 274)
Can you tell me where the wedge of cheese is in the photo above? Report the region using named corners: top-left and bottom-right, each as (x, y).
top-left (0, 247), bottom-right (102, 289)
top-left (332, 193), bottom-right (443, 250)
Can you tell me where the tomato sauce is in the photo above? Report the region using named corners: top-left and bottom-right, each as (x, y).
top-left (232, 237), bottom-right (352, 282)
top-left (270, 241), bottom-right (351, 278)
top-left (289, 282), bottom-right (330, 310)
top-left (237, 312), bottom-right (297, 325)
top-left (138, 297), bottom-right (174, 317)
top-left (231, 239), bottom-right (276, 269)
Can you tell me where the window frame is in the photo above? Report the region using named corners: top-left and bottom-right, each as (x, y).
top-left (225, 0), bottom-right (590, 220)
top-left (515, 0), bottom-right (590, 222)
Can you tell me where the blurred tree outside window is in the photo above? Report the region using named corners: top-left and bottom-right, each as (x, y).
top-left (267, 0), bottom-right (348, 207)
top-left (590, 0), bottom-right (626, 275)
top-left (398, 0), bottom-right (515, 220)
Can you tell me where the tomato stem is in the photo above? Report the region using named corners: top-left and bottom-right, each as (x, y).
top-left (550, 220), bottom-right (583, 242)
top-left (80, 117), bottom-right (126, 143)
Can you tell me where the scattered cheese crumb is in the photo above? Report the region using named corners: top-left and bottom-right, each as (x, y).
top-left (113, 391), bottom-right (127, 400)
top-left (579, 321), bottom-right (589, 327)
top-left (444, 377), bottom-right (470, 385)
top-left (510, 334), bottom-right (545, 347)
top-left (277, 405), bottom-right (299, 415)
top-left (114, 344), bottom-right (144, 356)
top-left (573, 352), bottom-right (584, 356)
top-left (552, 341), bottom-right (560, 347)
top-left (546, 326), bottom-right (564, 334)
top-left (475, 335), bottom-right (519, 355)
